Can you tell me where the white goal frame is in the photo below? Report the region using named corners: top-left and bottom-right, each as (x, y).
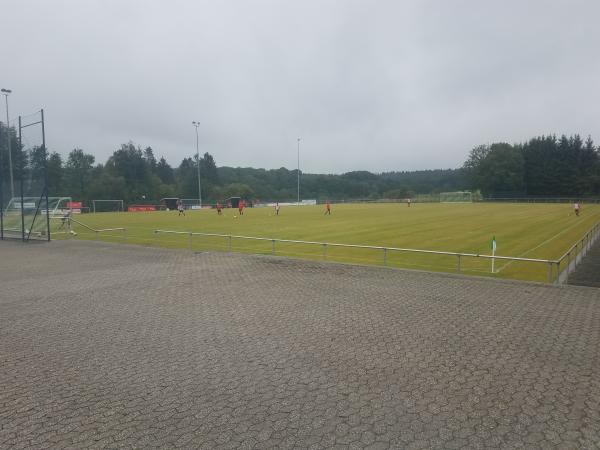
top-left (180, 198), bottom-right (202, 210)
top-left (3, 196), bottom-right (73, 237)
top-left (92, 199), bottom-right (124, 213)
top-left (439, 191), bottom-right (473, 203)
top-left (4, 196), bottom-right (72, 216)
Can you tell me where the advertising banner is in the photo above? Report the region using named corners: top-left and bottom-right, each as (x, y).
top-left (128, 205), bottom-right (157, 212)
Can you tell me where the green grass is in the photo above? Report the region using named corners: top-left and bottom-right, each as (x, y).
top-left (62, 202), bottom-right (600, 283)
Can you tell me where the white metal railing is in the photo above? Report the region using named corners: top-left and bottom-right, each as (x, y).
top-left (484, 197), bottom-right (600, 204)
top-left (556, 221), bottom-right (600, 284)
top-left (68, 218), bottom-right (127, 241)
top-left (154, 229), bottom-right (570, 283)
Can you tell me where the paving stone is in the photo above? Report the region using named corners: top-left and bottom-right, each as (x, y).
top-left (1, 239), bottom-right (599, 450)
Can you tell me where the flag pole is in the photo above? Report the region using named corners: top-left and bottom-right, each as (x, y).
top-left (491, 236), bottom-right (496, 273)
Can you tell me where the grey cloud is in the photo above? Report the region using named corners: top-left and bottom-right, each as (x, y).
top-left (2, 0), bottom-right (599, 173)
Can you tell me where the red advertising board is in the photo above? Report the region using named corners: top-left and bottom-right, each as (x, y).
top-left (66, 201), bottom-right (82, 209)
top-left (128, 205), bottom-right (156, 212)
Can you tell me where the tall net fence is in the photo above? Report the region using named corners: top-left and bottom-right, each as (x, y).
top-left (0, 110), bottom-right (52, 241)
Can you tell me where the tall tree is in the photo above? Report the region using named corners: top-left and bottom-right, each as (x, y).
top-left (176, 157), bottom-right (198, 198)
top-left (144, 147), bottom-right (157, 173)
top-left (47, 152), bottom-right (64, 195)
top-left (201, 152), bottom-right (219, 184)
top-left (477, 143), bottom-right (525, 196)
top-left (463, 144), bottom-right (491, 190)
top-left (105, 142), bottom-right (158, 202)
top-left (65, 148), bottom-right (95, 200)
top-left (156, 156), bottom-right (175, 184)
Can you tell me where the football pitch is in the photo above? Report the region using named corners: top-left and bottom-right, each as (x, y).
top-left (66, 202), bottom-right (600, 282)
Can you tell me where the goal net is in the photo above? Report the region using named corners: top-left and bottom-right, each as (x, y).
top-left (92, 199), bottom-right (124, 213)
top-left (181, 198), bottom-right (202, 210)
top-left (3, 196), bottom-right (72, 238)
top-left (440, 191), bottom-right (473, 203)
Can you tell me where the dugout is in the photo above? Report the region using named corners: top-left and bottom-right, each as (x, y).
top-left (227, 197), bottom-right (241, 208)
top-left (161, 198), bottom-right (179, 210)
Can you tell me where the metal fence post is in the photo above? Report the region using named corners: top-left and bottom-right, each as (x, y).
top-left (271, 239), bottom-right (275, 255)
top-left (189, 232), bottom-right (193, 251)
top-left (228, 235), bottom-right (232, 252)
top-left (383, 248), bottom-right (387, 266)
top-left (587, 232), bottom-right (591, 253)
top-left (457, 254), bottom-right (461, 273)
top-left (322, 243), bottom-right (327, 260)
top-left (547, 262), bottom-right (553, 283)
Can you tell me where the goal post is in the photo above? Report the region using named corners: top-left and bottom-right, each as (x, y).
top-left (92, 199), bottom-right (124, 213)
top-left (180, 198), bottom-right (202, 210)
top-left (3, 196), bottom-right (72, 239)
top-left (440, 191), bottom-right (473, 203)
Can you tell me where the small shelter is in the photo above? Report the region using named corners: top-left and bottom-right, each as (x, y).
top-left (160, 198), bottom-right (179, 210)
top-left (226, 197), bottom-right (241, 208)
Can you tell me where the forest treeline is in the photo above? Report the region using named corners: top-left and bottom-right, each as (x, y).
top-left (1, 126), bottom-right (599, 204)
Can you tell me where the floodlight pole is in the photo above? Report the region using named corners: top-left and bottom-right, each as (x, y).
top-left (41, 109), bottom-right (50, 241)
top-left (0, 136), bottom-right (3, 240)
top-left (18, 115), bottom-right (24, 241)
top-left (192, 121), bottom-right (201, 208)
top-left (297, 137), bottom-right (301, 206)
top-left (1, 89), bottom-right (14, 200)
top-left (0, 124), bottom-right (3, 240)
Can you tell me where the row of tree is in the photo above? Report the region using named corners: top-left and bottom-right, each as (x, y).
top-left (1, 123), bottom-right (599, 204)
top-left (463, 135), bottom-right (600, 197)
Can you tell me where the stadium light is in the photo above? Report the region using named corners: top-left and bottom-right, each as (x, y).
top-left (297, 137), bottom-right (301, 206)
top-left (1, 88), bottom-right (14, 200)
top-left (192, 121), bottom-right (201, 208)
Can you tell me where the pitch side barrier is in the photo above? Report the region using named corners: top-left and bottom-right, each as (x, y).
top-left (153, 229), bottom-right (586, 284)
top-left (66, 218), bottom-right (127, 241)
top-left (484, 197), bottom-right (600, 204)
top-left (556, 221), bottom-right (600, 284)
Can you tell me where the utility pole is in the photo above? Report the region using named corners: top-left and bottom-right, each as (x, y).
top-left (41, 109), bottom-right (50, 241)
top-left (1, 89), bottom-right (14, 200)
top-left (297, 137), bottom-right (301, 206)
top-left (192, 121), bottom-right (201, 208)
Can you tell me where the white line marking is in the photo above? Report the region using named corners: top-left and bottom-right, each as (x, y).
top-left (497, 212), bottom-right (600, 272)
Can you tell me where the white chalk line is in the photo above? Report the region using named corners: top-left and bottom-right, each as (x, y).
top-left (496, 212), bottom-right (600, 273)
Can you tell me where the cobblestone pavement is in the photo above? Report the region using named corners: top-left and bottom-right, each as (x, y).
top-left (1, 240), bottom-right (599, 450)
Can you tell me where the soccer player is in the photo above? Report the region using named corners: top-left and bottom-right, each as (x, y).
top-left (407, 198), bottom-right (411, 207)
top-left (574, 201), bottom-right (581, 216)
top-left (177, 199), bottom-right (185, 216)
top-left (216, 202), bottom-right (222, 215)
top-left (238, 200), bottom-right (245, 216)
top-left (275, 202), bottom-right (280, 216)
top-left (324, 200), bottom-right (331, 215)
top-left (59, 210), bottom-right (72, 230)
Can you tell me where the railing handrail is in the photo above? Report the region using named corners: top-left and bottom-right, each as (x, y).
top-left (68, 217), bottom-right (125, 233)
top-left (557, 221), bottom-right (600, 262)
top-left (153, 229), bottom-right (555, 264)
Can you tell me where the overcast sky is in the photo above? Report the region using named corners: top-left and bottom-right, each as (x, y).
top-left (2, 0), bottom-right (599, 173)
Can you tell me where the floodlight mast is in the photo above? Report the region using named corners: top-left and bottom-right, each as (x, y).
top-left (297, 137), bottom-right (301, 206)
top-left (192, 121), bottom-right (201, 208)
top-left (1, 89), bottom-right (14, 200)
